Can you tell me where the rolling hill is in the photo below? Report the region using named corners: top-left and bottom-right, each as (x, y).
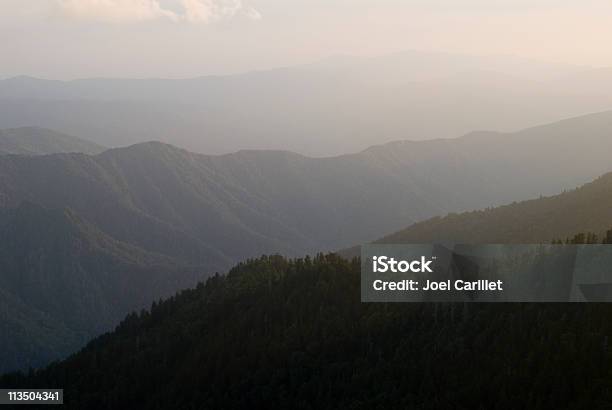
top-left (0, 127), bottom-right (105, 156)
top-left (0, 202), bottom-right (205, 373)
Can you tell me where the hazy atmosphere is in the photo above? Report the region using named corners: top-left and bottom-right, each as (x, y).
top-left (3, 0), bottom-right (612, 155)
top-left (4, 2), bottom-right (612, 408)
top-left (2, 0), bottom-right (612, 79)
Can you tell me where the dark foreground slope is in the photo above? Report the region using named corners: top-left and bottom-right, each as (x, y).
top-left (0, 203), bottom-right (205, 373)
top-left (0, 127), bottom-right (105, 156)
top-left (5, 254), bottom-right (612, 409)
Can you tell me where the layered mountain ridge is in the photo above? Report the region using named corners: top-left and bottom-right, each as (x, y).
top-left (2, 50), bottom-right (611, 156)
top-left (3, 111), bottom-right (612, 266)
top-left (3, 110), bottom-right (612, 373)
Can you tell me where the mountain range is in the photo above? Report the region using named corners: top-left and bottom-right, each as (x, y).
top-left (2, 111), bottom-right (612, 267)
top-left (7, 120), bottom-right (612, 401)
top-left (2, 51), bottom-right (612, 156)
top-left (3, 110), bottom-right (612, 373)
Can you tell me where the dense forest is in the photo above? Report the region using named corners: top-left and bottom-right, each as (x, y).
top-left (553, 230), bottom-right (612, 244)
top-left (4, 248), bottom-right (612, 409)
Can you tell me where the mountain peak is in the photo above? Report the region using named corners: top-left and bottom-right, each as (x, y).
top-left (100, 140), bottom-right (192, 159)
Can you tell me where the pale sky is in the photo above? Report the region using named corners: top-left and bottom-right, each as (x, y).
top-left (2, 0), bottom-right (612, 79)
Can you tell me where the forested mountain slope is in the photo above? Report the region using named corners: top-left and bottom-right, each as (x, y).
top-left (376, 171), bottom-right (612, 245)
top-left (5, 254), bottom-right (612, 409)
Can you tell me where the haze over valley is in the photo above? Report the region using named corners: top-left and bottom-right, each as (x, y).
top-left (4, 2), bottom-right (612, 406)
top-left (2, 110), bottom-right (612, 372)
top-left (3, 52), bottom-right (612, 155)
top-left (2, 110), bottom-right (612, 264)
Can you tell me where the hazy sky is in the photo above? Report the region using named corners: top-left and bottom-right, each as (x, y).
top-left (2, 0), bottom-right (612, 79)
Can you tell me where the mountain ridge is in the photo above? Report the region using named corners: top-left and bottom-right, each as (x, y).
top-left (370, 171), bottom-right (612, 247)
top-left (0, 127), bottom-right (105, 156)
top-left (3, 111), bottom-right (612, 268)
top-left (1, 50), bottom-right (609, 155)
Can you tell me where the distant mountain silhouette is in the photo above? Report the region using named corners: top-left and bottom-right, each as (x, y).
top-left (0, 202), bottom-right (204, 373)
top-left (1, 51), bottom-right (610, 155)
top-left (0, 127), bottom-right (105, 155)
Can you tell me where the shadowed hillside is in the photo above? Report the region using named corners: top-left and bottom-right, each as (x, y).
top-left (4, 254), bottom-right (612, 409)
top-left (0, 202), bottom-right (205, 373)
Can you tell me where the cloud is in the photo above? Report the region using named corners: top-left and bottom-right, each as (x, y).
top-left (183, 0), bottom-right (240, 23)
top-left (244, 6), bottom-right (262, 21)
top-left (56, 0), bottom-right (261, 23)
top-left (57, 0), bottom-right (178, 22)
